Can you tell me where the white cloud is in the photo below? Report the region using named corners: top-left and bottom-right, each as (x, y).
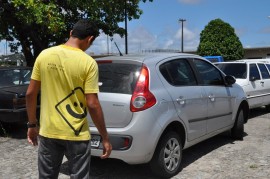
top-left (164, 39), bottom-right (174, 49)
top-left (129, 26), bottom-right (158, 52)
top-left (1, 26), bottom-right (200, 56)
top-left (88, 26), bottom-right (160, 54)
top-left (87, 33), bottom-right (108, 54)
top-left (175, 27), bottom-right (196, 41)
top-left (88, 25), bottom-right (200, 55)
top-left (0, 40), bottom-right (11, 55)
top-left (174, 27), bottom-right (199, 51)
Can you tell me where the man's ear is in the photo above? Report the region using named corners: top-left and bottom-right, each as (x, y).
top-left (88, 36), bottom-right (95, 43)
top-left (70, 30), bottom-right (73, 37)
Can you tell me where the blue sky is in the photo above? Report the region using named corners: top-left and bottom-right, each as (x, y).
top-left (89, 0), bottom-right (270, 55)
top-left (1, 0), bottom-right (270, 55)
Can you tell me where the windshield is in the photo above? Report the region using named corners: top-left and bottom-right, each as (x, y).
top-left (98, 63), bottom-right (142, 94)
top-left (215, 63), bottom-right (247, 79)
top-left (0, 68), bottom-right (32, 88)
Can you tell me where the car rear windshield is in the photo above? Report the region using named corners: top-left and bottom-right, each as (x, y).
top-left (0, 68), bottom-right (32, 88)
top-left (98, 63), bottom-right (142, 94)
top-left (215, 63), bottom-right (247, 79)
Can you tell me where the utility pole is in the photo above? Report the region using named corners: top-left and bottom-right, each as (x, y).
top-left (125, 0), bottom-right (128, 54)
top-left (179, 19), bottom-right (186, 53)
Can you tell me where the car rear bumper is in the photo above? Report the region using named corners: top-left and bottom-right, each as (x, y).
top-left (89, 111), bottom-right (162, 164)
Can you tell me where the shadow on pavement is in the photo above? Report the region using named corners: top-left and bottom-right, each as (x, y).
top-left (248, 107), bottom-right (270, 119)
top-left (58, 132), bottom-right (243, 178)
top-left (60, 158), bottom-right (157, 179)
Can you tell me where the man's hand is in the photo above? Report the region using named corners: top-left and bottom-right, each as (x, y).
top-left (86, 93), bottom-right (112, 159)
top-left (27, 127), bottom-right (39, 146)
top-left (101, 139), bottom-right (112, 159)
top-left (26, 79), bottom-right (40, 146)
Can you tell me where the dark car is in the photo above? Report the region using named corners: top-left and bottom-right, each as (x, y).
top-left (0, 66), bottom-right (39, 123)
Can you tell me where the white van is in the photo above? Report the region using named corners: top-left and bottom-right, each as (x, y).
top-left (215, 59), bottom-right (270, 109)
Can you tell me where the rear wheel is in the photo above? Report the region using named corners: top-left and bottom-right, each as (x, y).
top-left (265, 104), bottom-right (270, 111)
top-left (231, 109), bottom-right (244, 140)
top-left (150, 131), bottom-right (182, 178)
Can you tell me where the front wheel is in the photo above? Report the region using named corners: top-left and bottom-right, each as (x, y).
top-left (231, 109), bottom-right (244, 140)
top-left (149, 131), bottom-right (182, 178)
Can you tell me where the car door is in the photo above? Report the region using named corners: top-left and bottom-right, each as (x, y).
top-left (257, 63), bottom-right (270, 106)
top-left (158, 58), bottom-right (207, 142)
top-left (247, 63), bottom-right (263, 108)
top-left (192, 58), bottom-right (234, 133)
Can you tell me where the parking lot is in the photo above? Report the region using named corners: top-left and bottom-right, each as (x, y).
top-left (0, 108), bottom-right (270, 179)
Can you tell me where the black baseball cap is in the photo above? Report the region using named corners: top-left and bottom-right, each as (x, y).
top-left (71, 19), bottom-right (100, 40)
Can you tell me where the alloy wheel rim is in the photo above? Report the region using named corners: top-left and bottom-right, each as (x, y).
top-left (163, 138), bottom-right (181, 172)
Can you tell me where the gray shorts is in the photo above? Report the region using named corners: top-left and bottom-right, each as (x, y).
top-left (38, 135), bottom-right (91, 179)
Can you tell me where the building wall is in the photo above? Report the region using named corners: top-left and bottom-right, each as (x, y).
top-left (186, 46), bottom-right (270, 60)
top-left (244, 47), bottom-right (270, 59)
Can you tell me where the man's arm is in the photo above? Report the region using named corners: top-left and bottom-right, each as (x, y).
top-left (26, 79), bottom-right (41, 146)
top-left (86, 93), bottom-right (112, 159)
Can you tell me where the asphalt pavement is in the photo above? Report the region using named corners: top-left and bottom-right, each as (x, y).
top-left (0, 107), bottom-right (270, 179)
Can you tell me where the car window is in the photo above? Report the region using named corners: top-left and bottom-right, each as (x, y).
top-left (215, 63), bottom-right (247, 79)
top-left (193, 59), bottom-right (224, 86)
top-left (0, 68), bottom-right (32, 87)
top-left (159, 59), bottom-right (197, 86)
top-left (265, 64), bottom-right (270, 72)
top-left (249, 64), bottom-right (261, 80)
top-left (98, 63), bottom-right (141, 94)
top-left (258, 64), bottom-right (270, 79)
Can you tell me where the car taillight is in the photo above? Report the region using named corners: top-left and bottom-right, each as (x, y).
top-left (130, 65), bottom-right (156, 112)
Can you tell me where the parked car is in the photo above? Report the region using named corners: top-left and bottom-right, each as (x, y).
top-left (88, 53), bottom-right (249, 178)
top-left (0, 66), bottom-right (39, 123)
top-left (215, 59), bottom-right (270, 110)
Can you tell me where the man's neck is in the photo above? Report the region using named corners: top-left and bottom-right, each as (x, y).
top-left (65, 38), bottom-right (82, 50)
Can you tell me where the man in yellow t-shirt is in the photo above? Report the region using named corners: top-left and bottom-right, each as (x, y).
top-left (26, 19), bottom-right (112, 178)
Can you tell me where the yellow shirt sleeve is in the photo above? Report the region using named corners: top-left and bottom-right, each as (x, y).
top-left (84, 59), bottom-right (99, 94)
top-left (31, 53), bottom-right (42, 81)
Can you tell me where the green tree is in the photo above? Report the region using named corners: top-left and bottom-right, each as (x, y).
top-left (197, 18), bottom-right (244, 61)
top-left (0, 0), bottom-right (153, 66)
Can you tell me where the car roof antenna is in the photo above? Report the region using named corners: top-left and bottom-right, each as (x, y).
top-left (110, 37), bottom-right (123, 56)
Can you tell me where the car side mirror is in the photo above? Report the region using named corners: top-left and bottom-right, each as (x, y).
top-left (224, 75), bottom-right (236, 85)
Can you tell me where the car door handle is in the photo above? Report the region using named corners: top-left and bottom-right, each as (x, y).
top-left (176, 96), bottom-right (185, 105)
top-left (208, 94), bottom-right (215, 102)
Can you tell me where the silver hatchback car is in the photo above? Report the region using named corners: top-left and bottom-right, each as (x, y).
top-left (88, 53), bottom-right (249, 178)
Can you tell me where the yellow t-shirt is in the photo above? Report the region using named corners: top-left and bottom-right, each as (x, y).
top-left (31, 45), bottom-right (99, 140)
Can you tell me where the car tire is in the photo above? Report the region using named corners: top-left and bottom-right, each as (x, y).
top-left (231, 109), bottom-right (244, 140)
top-left (265, 104), bottom-right (270, 111)
top-left (149, 131), bottom-right (182, 178)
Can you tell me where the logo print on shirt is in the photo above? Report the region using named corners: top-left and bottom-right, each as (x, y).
top-left (55, 87), bottom-right (87, 136)
top-left (66, 101), bottom-right (87, 119)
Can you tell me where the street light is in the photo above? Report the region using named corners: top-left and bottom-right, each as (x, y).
top-left (179, 18), bottom-right (186, 53)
